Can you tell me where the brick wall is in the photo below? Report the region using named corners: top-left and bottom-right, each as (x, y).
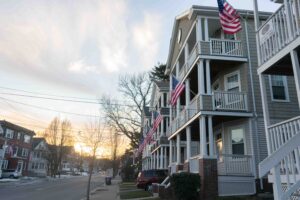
top-left (199, 158), bottom-right (218, 200)
top-left (183, 162), bottom-right (189, 172)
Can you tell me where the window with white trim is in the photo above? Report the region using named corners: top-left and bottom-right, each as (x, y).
top-left (231, 128), bottom-right (245, 155)
top-left (269, 75), bottom-right (289, 101)
top-left (22, 148), bottom-right (29, 157)
top-left (225, 71), bottom-right (241, 92)
top-left (24, 135), bottom-right (31, 143)
top-left (5, 129), bottom-right (14, 139)
top-left (17, 132), bottom-right (22, 140)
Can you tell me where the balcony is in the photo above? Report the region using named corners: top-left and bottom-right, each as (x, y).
top-left (258, 0), bottom-right (300, 65)
top-left (217, 154), bottom-right (254, 176)
top-left (167, 91), bottom-right (249, 136)
top-left (178, 39), bottom-right (246, 82)
top-left (212, 91), bottom-right (248, 111)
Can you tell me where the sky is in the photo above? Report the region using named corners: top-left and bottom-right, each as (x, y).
top-left (0, 0), bottom-right (279, 141)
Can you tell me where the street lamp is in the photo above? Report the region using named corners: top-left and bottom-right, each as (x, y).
top-left (0, 140), bottom-right (8, 178)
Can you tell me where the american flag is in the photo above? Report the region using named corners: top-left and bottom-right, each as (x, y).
top-left (152, 111), bottom-right (163, 131)
top-left (171, 76), bottom-right (185, 106)
top-left (217, 0), bottom-right (242, 34)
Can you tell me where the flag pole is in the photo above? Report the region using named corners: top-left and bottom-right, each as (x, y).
top-left (252, 0), bottom-right (261, 65)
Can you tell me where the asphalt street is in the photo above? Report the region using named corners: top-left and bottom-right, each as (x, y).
top-left (0, 174), bottom-right (105, 200)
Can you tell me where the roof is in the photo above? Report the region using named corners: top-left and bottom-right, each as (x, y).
top-left (153, 81), bottom-right (169, 91)
top-left (0, 120), bottom-right (35, 136)
top-left (32, 137), bottom-right (46, 149)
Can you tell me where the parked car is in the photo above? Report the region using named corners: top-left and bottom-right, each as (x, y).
top-left (1, 169), bottom-right (21, 179)
top-left (136, 169), bottom-right (168, 190)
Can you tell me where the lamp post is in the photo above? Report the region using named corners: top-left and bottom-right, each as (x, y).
top-left (0, 140), bottom-right (8, 178)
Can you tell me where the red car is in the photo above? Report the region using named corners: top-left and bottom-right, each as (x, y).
top-left (136, 169), bottom-right (168, 190)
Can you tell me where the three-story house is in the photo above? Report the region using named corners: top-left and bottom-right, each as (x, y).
top-left (165, 5), bottom-right (272, 199)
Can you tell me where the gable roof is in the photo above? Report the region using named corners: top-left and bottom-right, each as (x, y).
top-left (32, 137), bottom-right (46, 149)
top-left (0, 120), bottom-right (35, 136)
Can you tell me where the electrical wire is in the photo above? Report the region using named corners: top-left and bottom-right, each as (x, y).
top-left (0, 97), bottom-right (104, 118)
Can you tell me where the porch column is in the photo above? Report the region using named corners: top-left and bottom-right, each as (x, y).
top-left (169, 75), bottom-right (172, 121)
top-left (200, 116), bottom-right (207, 156)
top-left (291, 50), bottom-right (300, 109)
top-left (196, 16), bottom-right (203, 41)
top-left (164, 147), bottom-right (167, 168)
top-left (177, 134), bottom-right (181, 164)
top-left (204, 18), bottom-right (209, 41)
top-left (186, 126), bottom-right (191, 160)
top-left (156, 151), bottom-right (159, 169)
top-left (150, 154), bottom-right (153, 169)
top-left (169, 140), bottom-right (173, 165)
top-left (161, 118), bottom-right (164, 136)
top-left (258, 74), bottom-right (271, 154)
top-left (284, 0), bottom-right (293, 39)
top-left (185, 43), bottom-right (189, 64)
top-left (206, 60), bottom-right (211, 94)
top-left (198, 60), bottom-right (205, 94)
top-left (185, 78), bottom-right (191, 106)
top-left (208, 116), bottom-right (214, 156)
top-left (160, 148), bottom-right (163, 169)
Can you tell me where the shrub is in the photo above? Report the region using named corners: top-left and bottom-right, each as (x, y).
top-left (170, 172), bottom-right (200, 200)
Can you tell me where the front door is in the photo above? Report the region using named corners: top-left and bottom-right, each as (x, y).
top-left (17, 161), bottom-right (23, 172)
top-left (215, 133), bottom-right (223, 161)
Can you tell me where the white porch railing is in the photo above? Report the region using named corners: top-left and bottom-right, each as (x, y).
top-left (258, 0), bottom-right (300, 64)
top-left (268, 116), bottom-right (300, 153)
top-left (212, 91), bottom-right (248, 111)
top-left (167, 95), bottom-right (200, 136)
top-left (189, 155), bottom-right (200, 173)
top-left (210, 39), bottom-right (244, 57)
top-left (259, 116), bottom-right (300, 200)
top-left (218, 154), bottom-right (254, 176)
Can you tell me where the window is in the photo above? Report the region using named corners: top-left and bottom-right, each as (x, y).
top-left (22, 148), bottom-right (29, 157)
top-left (269, 75), bottom-right (289, 101)
top-left (24, 135), bottom-right (31, 143)
top-left (5, 129), bottom-right (14, 139)
top-left (225, 71), bottom-right (240, 92)
top-left (231, 128), bottom-right (245, 155)
top-left (17, 132), bottom-right (22, 140)
top-left (163, 93), bottom-right (167, 107)
top-left (13, 147), bottom-right (18, 157)
top-left (2, 160), bottom-right (8, 169)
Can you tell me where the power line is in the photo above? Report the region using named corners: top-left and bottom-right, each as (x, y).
top-left (0, 86), bottom-right (137, 106)
top-left (0, 86), bottom-right (99, 101)
top-left (0, 92), bottom-right (137, 107)
top-left (0, 97), bottom-right (105, 118)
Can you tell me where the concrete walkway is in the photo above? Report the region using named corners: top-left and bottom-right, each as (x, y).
top-left (89, 176), bottom-right (121, 200)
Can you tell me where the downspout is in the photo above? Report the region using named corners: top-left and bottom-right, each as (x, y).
top-left (244, 13), bottom-right (263, 190)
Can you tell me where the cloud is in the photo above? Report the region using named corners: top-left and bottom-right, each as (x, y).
top-left (132, 12), bottom-right (163, 70)
top-left (68, 59), bottom-right (98, 74)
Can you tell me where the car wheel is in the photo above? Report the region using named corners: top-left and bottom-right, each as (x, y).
top-left (9, 175), bottom-right (14, 179)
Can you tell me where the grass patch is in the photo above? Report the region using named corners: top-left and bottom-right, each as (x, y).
top-left (142, 198), bottom-right (161, 200)
top-left (217, 196), bottom-right (264, 200)
top-left (119, 182), bottom-right (137, 191)
top-left (119, 190), bottom-right (152, 199)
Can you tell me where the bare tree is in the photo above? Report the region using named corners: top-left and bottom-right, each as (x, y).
top-left (79, 118), bottom-right (105, 200)
top-left (44, 117), bottom-right (73, 177)
top-left (101, 72), bottom-right (152, 148)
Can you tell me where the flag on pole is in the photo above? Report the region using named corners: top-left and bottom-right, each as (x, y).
top-left (171, 76), bottom-right (185, 106)
top-left (217, 0), bottom-right (242, 34)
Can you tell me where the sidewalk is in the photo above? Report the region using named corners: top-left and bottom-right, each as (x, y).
top-left (89, 176), bottom-right (122, 200)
